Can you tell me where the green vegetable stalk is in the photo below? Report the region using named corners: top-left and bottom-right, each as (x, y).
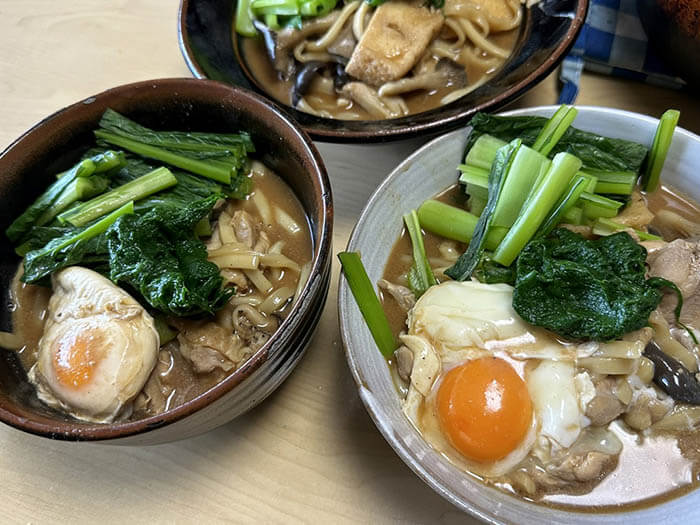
top-left (531, 105), bottom-right (578, 156)
top-left (643, 109), bottom-right (680, 192)
top-left (403, 210), bottom-right (437, 297)
top-left (445, 139), bottom-right (520, 281)
top-left (417, 200), bottom-right (507, 250)
top-left (58, 167), bottom-right (178, 227)
top-left (338, 252), bottom-right (397, 358)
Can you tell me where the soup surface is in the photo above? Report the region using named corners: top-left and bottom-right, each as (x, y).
top-left (236, 0), bottom-right (522, 120)
top-left (380, 182), bottom-right (700, 510)
top-left (8, 163), bottom-right (312, 421)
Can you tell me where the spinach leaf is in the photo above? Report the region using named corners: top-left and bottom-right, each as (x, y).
top-left (513, 228), bottom-right (666, 340)
top-left (106, 196), bottom-right (233, 316)
top-left (466, 113), bottom-right (648, 173)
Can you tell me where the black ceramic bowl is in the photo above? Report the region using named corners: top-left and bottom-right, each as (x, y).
top-left (0, 78), bottom-right (333, 444)
top-left (179, 0), bottom-right (588, 143)
top-left (637, 0), bottom-right (700, 86)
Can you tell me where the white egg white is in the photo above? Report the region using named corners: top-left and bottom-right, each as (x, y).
top-left (28, 267), bottom-right (159, 423)
top-left (402, 281), bottom-right (585, 477)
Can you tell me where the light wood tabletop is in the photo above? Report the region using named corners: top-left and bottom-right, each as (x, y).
top-left (1, 1), bottom-right (699, 523)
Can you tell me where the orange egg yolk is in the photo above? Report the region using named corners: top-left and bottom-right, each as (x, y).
top-left (52, 331), bottom-right (104, 390)
top-left (436, 357), bottom-right (533, 463)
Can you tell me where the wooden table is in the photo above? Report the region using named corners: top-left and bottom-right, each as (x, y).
top-left (1, 2), bottom-right (698, 523)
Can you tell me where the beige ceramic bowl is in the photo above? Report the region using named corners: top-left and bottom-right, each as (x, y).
top-left (338, 106), bottom-right (700, 522)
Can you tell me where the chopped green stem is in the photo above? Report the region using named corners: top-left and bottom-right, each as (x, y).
top-left (95, 130), bottom-right (232, 184)
top-left (446, 139), bottom-right (520, 281)
top-left (403, 210), bottom-right (437, 297)
top-left (491, 145), bottom-right (548, 228)
top-left (580, 191), bottom-right (624, 219)
top-left (458, 165), bottom-right (489, 187)
top-left (300, 0), bottom-right (337, 16)
top-left (236, 0), bottom-right (258, 36)
top-left (578, 172), bottom-right (598, 193)
top-left (37, 175), bottom-right (110, 226)
top-left (49, 201), bottom-right (134, 254)
top-left (493, 152), bottom-right (581, 266)
top-left (586, 169), bottom-right (638, 195)
top-left (463, 134), bottom-right (506, 170)
top-left (536, 175), bottom-right (587, 238)
top-left (562, 205), bottom-right (583, 225)
top-left (58, 167), bottom-right (177, 227)
top-left (592, 217), bottom-right (662, 241)
top-left (532, 105), bottom-right (578, 156)
top-left (643, 109), bottom-right (680, 192)
top-left (338, 252), bottom-right (397, 358)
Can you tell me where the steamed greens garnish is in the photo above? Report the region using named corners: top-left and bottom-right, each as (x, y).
top-left (512, 228), bottom-right (673, 341)
top-left (403, 210), bottom-right (437, 297)
top-left (338, 251), bottom-right (397, 358)
top-left (95, 109), bottom-right (253, 197)
top-left (107, 196), bottom-right (233, 317)
top-left (642, 109), bottom-right (680, 192)
top-left (6, 109), bottom-right (255, 317)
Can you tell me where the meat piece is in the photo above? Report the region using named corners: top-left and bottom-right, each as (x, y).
top-left (173, 320), bottom-right (248, 374)
top-left (585, 377), bottom-right (626, 426)
top-left (615, 191), bottom-right (654, 230)
top-left (653, 209), bottom-right (700, 240)
top-left (623, 387), bottom-right (674, 431)
top-left (232, 210), bottom-right (257, 248)
top-left (345, 2), bottom-right (443, 86)
top-left (547, 451), bottom-right (613, 483)
top-left (394, 345), bottom-right (414, 382)
top-left (647, 239), bottom-right (700, 326)
top-left (378, 279), bottom-right (416, 312)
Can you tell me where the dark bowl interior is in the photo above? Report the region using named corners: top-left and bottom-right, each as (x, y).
top-left (179, 0), bottom-right (588, 143)
top-left (637, 0), bottom-right (700, 86)
top-left (0, 78), bottom-right (333, 440)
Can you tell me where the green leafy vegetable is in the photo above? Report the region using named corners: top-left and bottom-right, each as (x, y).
top-left (95, 109), bottom-right (253, 195)
top-left (465, 112), bottom-right (649, 173)
top-left (58, 167), bottom-right (178, 227)
top-left (512, 228), bottom-right (670, 340)
top-left (403, 210), bottom-right (437, 297)
top-left (642, 109), bottom-right (680, 192)
top-left (5, 150), bottom-right (125, 243)
top-left (106, 196), bottom-right (233, 317)
top-left (22, 201), bottom-right (134, 284)
top-left (531, 105), bottom-right (577, 156)
top-left (338, 251), bottom-right (397, 358)
top-left (445, 139), bottom-right (520, 281)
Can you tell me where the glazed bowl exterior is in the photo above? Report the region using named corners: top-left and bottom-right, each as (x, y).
top-left (0, 78), bottom-right (333, 444)
top-left (338, 106), bottom-right (700, 522)
top-left (178, 0), bottom-right (588, 142)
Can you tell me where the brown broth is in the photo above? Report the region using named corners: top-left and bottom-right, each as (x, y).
top-left (236, 19), bottom-right (519, 120)
top-left (380, 182), bottom-right (700, 511)
top-left (9, 166), bottom-right (312, 421)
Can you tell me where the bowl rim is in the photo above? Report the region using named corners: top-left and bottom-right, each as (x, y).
top-left (338, 105), bottom-right (700, 522)
top-left (0, 77), bottom-right (334, 441)
top-left (177, 0), bottom-right (589, 143)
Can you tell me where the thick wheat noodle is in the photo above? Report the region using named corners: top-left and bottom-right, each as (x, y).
top-left (439, 75), bottom-right (489, 105)
top-left (444, 18), bottom-right (467, 47)
top-left (293, 41), bottom-right (335, 63)
top-left (307, 0), bottom-right (360, 51)
top-left (460, 18), bottom-right (510, 58)
top-left (233, 304), bottom-right (273, 330)
top-left (352, 0), bottom-right (372, 40)
top-left (259, 286), bottom-right (295, 314)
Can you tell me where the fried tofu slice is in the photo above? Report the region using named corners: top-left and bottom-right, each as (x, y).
top-left (345, 2), bottom-right (444, 86)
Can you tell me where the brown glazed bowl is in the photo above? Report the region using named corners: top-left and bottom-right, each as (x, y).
top-left (637, 0), bottom-right (700, 86)
top-left (178, 0), bottom-right (588, 143)
top-left (0, 78), bottom-right (333, 444)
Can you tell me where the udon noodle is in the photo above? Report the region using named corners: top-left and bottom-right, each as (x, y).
top-left (238, 0), bottom-right (524, 120)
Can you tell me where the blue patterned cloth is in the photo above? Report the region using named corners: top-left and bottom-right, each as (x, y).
top-left (558, 0), bottom-right (686, 104)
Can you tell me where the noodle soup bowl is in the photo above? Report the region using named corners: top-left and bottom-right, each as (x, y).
top-left (179, 0), bottom-right (588, 142)
top-left (0, 78), bottom-right (333, 444)
top-left (338, 106), bottom-right (700, 522)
